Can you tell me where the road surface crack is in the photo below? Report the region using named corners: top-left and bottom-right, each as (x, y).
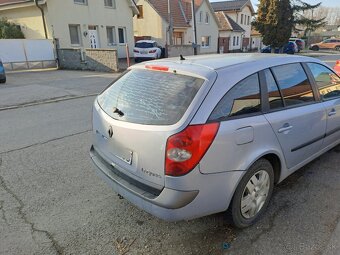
top-left (0, 157), bottom-right (63, 254)
top-left (0, 129), bottom-right (91, 155)
top-left (0, 200), bottom-right (9, 226)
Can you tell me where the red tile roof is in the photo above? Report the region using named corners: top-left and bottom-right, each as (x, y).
top-left (0, 0), bottom-right (31, 6)
top-left (147, 0), bottom-right (203, 28)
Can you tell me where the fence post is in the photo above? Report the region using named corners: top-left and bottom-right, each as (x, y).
top-left (126, 44), bottom-right (130, 67)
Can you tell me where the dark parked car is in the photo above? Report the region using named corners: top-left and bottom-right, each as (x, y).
top-left (261, 42), bottom-right (298, 54)
top-left (289, 38), bottom-right (305, 52)
top-left (0, 59), bottom-right (6, 83)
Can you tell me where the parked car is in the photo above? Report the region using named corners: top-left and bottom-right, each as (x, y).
top-left (0, 59), bottom-right (6, 83)
top-left (310, 38), bottom-right (340, 51)
top-left (261, 42), bottom-right (298, 54)
top-left (289, 38), bottom-right (305, 52)
top-left (90, 54), bottom-right (340, 228)
top-left (134, 40), bottom-right (163, 62)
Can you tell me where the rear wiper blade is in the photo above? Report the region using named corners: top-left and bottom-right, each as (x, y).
top-left (113, 107), bottom-right (124, 117)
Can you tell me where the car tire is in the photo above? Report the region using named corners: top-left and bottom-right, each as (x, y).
top-left (0, 77), bottom-right (6, 83)
top-left (311, 45), bottom-right (319, 51)
top-left (230, 158), bottom-right (274, 228)
top-left (335, 46), bottom-right (340, 51)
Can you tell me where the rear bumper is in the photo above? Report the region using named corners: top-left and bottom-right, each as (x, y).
top-left (90, 145), bottom-right (244, 221)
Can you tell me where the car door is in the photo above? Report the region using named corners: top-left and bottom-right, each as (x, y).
top-left (262, 64), bottom-right (327, 169)
top-left (319, 39), bottom-right (330, 49)
top-left (306, 62), bottom-right (340, 147)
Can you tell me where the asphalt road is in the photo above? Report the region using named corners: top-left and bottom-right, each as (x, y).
top-left (0, 54), bottom-right (339, 255)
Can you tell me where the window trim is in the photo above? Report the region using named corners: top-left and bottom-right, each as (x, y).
top-left (106, 26), bottom-right (116, 46)
top-left (74, 0), bottom-right (87, 5)
top-left (69, 24), bottom-right (82, 46)
top-left (118, 27), bottom-right (127, 45)
top-left (104, 0), bottom-right (116, 9)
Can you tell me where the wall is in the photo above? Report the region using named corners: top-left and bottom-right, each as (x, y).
top-left (133, 0), bottom-right (167, 46)
top-left (238, 5), bottom-right (252, 39)
top-left (46, 0), bottom-right (135, 58)
top-left (187, 0), bottom-right (219, 54)
top-left (58, 48), bottom-right (118, 72)
top-left (0, 5), bottom-right (48, 39)
top-left (0, 39), bottom-right (56, 71)
top-left (168, 45), bottom-right (199, 58)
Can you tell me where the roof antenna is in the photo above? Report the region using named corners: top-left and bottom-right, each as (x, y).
top-left (180, 55), bottom-right (186, 60)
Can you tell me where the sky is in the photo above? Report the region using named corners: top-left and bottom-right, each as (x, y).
top-left (209, 0), bottom-right (340, 10)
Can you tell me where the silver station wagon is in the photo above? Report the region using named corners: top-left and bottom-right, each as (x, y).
top-left (90, 54), bottom-right (340, 228)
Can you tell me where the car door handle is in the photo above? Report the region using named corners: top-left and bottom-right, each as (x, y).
top-left (278, 124), bottom-right (293, 133)
top-left (328, 109), bottom-right (336, 116)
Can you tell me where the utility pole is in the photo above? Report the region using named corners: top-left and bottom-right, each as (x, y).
top-left (191, 0), bottom-right (198, 55)
top-left (168, 0), bottom-right (173, 45)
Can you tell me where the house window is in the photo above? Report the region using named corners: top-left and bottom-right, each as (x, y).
top-left (247, 16), bottom-right (250, 25)
top-left (118, 27), bottom-right (126, 44)
top-left (205, 12), bottom-right (209, 24)
top-left (233, 36), bottom-right (236, 46)
top-left (237, 36), bottom-right (239, 45)
top-left (104, 0), bottom-right (116, 8)
top-left (74, 0), bottom-right (87, 5)
top-left (201, 36), bottom-right (210, 48)
top-left (199, 11), bottom-right (203, 23)
top-left (241, 14), bottom-right (243, 24)
top-left (69, 24), bottom-right (81, 45)
top-left (106, 26), bottom-right (116, 46)
top-left (137, 5), bottom-right (143, 19)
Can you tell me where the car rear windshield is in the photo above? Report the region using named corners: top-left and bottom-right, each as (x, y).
top-left (135, 42), bottom-right (154, 48)
top-left (97, 69), bottom-right (204, 125)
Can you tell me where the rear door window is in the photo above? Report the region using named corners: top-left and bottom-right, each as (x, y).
top-left (271, 63), bottom-right (315, 106)
top-left (135, 42), bottom-right (154, 48)
top-left (209, 73), bottom-right (261, 121)
top-left (307, 62), bottom-right (340, 100)
top-left (97, 69), bottom-right (204, 125)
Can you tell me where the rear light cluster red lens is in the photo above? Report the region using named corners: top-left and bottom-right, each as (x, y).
top-left (149, 49), bottom-right (157, 53)
top-left (165, 123), bottom-right (220, 176)
top-left (145, 65), bottom-right (169, 71)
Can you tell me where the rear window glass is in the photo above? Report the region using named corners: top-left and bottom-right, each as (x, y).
top-left (135, 42), bottom-right (154, 48)
top-left (97, 69), bottom-right (204, 125)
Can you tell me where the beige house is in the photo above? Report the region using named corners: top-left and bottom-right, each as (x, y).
top-left (0, 0), bottom-right (138, 58)
top-left (133, 0), bottom-right (220, 54)
top-left (211, 0), bottom-right (255, 52)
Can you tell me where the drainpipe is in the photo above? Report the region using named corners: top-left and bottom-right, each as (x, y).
top-left (34, 0), bottom-right (48, 39)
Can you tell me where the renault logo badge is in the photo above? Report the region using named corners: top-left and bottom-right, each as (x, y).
top-left (108, 126), bottom-right (113, 138)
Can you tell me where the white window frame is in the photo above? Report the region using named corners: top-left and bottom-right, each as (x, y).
top-left (205, 12), bottom-right (209, 24)
top-left (106, 26), bottom-right (116, 46)
top-left (118, 27), bottom-right (127, 45)
top-left (104, 0), bottom-right (116, 8)
top-left (74, 0), bottom-right (87, 5)
top-left (201, 36), bottom-right (210, 48)
top-left (198, 11), bottom-right (203, 23)
top-left (69, 24), bottom-right (82, 46)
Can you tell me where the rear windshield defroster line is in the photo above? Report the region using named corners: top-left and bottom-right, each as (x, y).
top-left (97, 69), bottom-right (204, 125)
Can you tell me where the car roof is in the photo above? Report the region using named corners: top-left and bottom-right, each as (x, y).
top-left (136, 40), bottom-right (156, 43)
top-left (142, 53), bottom-right (322, 71)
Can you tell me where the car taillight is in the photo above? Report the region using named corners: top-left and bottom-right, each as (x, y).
top-left (149, 49), bottom-right (157, 53)
top-left (165, 123), bottom-right (220, 176)
top-left (134, 49), bottom-right (139, 53)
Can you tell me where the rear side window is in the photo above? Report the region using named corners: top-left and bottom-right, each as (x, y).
top-left (307, 62), bottom-right (340, 100)
top-left (271, 63), bottom-right (315, 106)
top-left (97, 69), bottom-right (204, 125)
top-left (209, 73), bottom-right (261, 121)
